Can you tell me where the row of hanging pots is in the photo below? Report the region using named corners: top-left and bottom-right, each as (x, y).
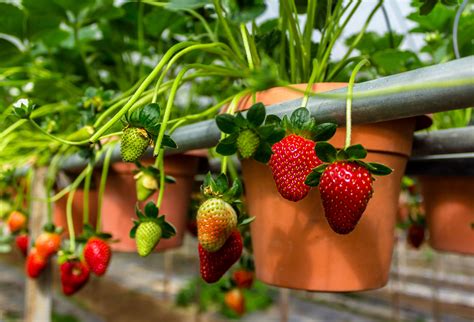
top-left (54, 154), bottom-right (201, 252)
top-left (420, 176), bottom-right (474, 255)
top-left (53, 83), bottom-right (471, 292)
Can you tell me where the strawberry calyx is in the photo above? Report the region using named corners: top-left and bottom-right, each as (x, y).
top-left (278, 107), bottom-right (338, 142)
top-left (200, 173), bottom-right (254, 227)
top-left (42, 222), bottom-right (63, 235)
top-left (129, 201), bottom-right (176, 240)
top-left (215, 103), bottom-right (285, 163)
top-left (123, 103), bottom-right (177, 150)
top-left (305, 142), bottom-right (393, 187)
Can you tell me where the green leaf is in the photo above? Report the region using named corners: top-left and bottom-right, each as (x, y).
top-left (215, 174), bottom-right (229, 193)
top-left (313, 123), bottom-right (337, 141)
top-left (54, 0), bottom-right (95, 15)
top-left (216, 141), bottom-right (238, 156)
top-left (165, 175), bottom-right (176, 183)
top-left (159, 216), bottom-right (177, 238)
top-left (162, 135), bottom-right (177, 149)
top-left (0, 39), bottom-right (22, 67)
top-left (220, 132), bottom-right (239, 145)
top-left (265, 114), bottom-right (281, 125)
top-left (336, 149), bottom-right (348, 160)
top-left (166, 0), bottom-right (211, 10)
top-left (216, 114), bottom-right (238, 134)
top-left (139, 103), bottom-right (161, 134)
top-left (135, 205), bottom-right (146, 221)
top-left (266, 128), bottom-right (285, 145)
top-left (312, 163), bottom-right (328, 174)
top-left (345, 144), bottom-right (367, 160)
top-left (227, 179), bottom-right (243, 199)
top-left (0, 3), bottom-right (25, 39)
top-left (290, 107), bottom-right (310, 128)
top-left (253, 142), bottom-right (272, 163)
top-left (246, 102), bottom-right (266, 127)
top-left (144, 201), bottom-right (159, 218)
top-left (305, 170), bottom-right (321, 187)
top-left (234, 113), bottom-right (249, 128)
top-left (315, 142), bottom-right (337, 163)
top-left (366, 162), bottom-right (393, 176)
top-left (226, 0), bottom-right (266, 23)
top-left (419, 0), bottom-right (438, 15)
top-left (239, 216), bottom-right (256, 226)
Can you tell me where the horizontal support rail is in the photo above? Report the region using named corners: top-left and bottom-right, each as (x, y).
top-left (412, 126), bottom-right (474, 156)
top-left (406, 152), bottom-right (474, 176)
top-left (28, 57), bottom-right (474, 172)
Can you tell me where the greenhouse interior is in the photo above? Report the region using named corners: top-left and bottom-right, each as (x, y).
top-left (0, 0), bottom-right (473, 321)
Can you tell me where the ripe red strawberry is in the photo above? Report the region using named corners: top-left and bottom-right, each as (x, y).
top-left (16, 233), bottom-right (29, 257)
top-left (407, 224), bottom-right (425, 249)
top-left (60, 260), bottom-right (90, 296)
top-left (197, 198), bottom-right (237, 252)
top-left (269, 134), bottom-right (321, 201)
top-left (83, 237), bottom-right (112, 276)
top-left (306, 142), bottom-right (392, 235)
top-left (224, 288), bottom-right (245, 316)
top-left (7, 211), bottom-right (27, 233)
top-left (26, 248), bottom-right (47, 278)
top-left (319, 161), bottom-right (373, 234)
top-left (35, 232), bottom-right (61, 258)
top-left (199, 230), bottom-right (243, 283)
top-left (232, 269), bottom-right (254, 289)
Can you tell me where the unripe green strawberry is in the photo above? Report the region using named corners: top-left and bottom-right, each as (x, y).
top-left (236, 129), bottom-right (260, 159)
top-left (134, 171), bottom-right (158, 201)
top-left (120, 127), bottom-right (150, 163)
top-left (197, 198), bottom-right (237, 252)
top-left (135, 221), bottom-right (162, 257)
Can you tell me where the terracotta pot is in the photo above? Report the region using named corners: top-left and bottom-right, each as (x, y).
top-left (420, 176), bottom-right (474, 255)
top-left (101, 154), bottom-right (200, 252)
top-left (240, 83), bottom-right (420, 291)
top-left (54, 180), bottom-right (98, 236)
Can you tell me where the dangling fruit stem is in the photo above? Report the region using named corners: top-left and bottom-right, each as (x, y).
top-left (345, 59), bottom-right (369, 149)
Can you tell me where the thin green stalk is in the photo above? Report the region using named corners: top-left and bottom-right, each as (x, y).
top-left (240, 24), bottom-right (255, 70)
top-left (90, 41), bottom-right (195, 141)
top-left (153, 67), bottom-right (191, 156)
top-left (328, 0), bottom-right (383, 80)
top-left (302, 59), bottom-right (319, 108)
top-left (317, 1), bottom-right (361, 82)
top-left (137, 0), bottom-right (145, 78)
top-left (345, 59), bottom-right (369, 148)
top-left (96, 145), bottom-right (114, 233)
top-left (28, 119), bottom-right (89, 146)
top-left (83, 163), bottom-right (93, 225)
top-left (213, 0), bottom-right (244, 60)
top-left (0, 119), bottom-right (27, 141)
top-left (46, 154), bottom-right (63, 224)
top-left (156, 154), bottom-right (165, 208)
top-left (66, 187), bottom-right (77, 252)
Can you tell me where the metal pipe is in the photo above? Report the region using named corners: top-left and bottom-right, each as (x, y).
top-left (412, 126), bottom-right (474, 156)
top-left (57, 57), bottom-right (474, 171)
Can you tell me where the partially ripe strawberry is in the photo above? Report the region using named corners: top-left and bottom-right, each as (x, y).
top-left (407, 224), bottom-right (425, 249)
top-left (26, 248), bottom-right (47, 278)
top-left (269, 134), bottom-right (321, 201)
top-left (35, 232), bottom-right (61, 258)
top-left (199, 230), bottom-right (243, 283)
top-left (7, 211), bottom-right (27, 233)
top-left (83, 237), bottom-right (112, 276)
top-left (197, 198), bottom-right (237, 252)
top-left (224, 288), bottom-right (245, 316)
top-left (16, 233), bottom-right (29, 257)
top-left (60, 260), bottom-right (90, 296)
top-left (319, 161), bottom-right (373, 234)
top-left (232, 269), bottom-right (254, 289)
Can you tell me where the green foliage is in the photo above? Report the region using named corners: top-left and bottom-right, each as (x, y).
top-left (176, 277), bottom-right (273, 318)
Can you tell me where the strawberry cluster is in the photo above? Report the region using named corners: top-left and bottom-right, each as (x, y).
top-left (196, 173), bottom-right (252, 283)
